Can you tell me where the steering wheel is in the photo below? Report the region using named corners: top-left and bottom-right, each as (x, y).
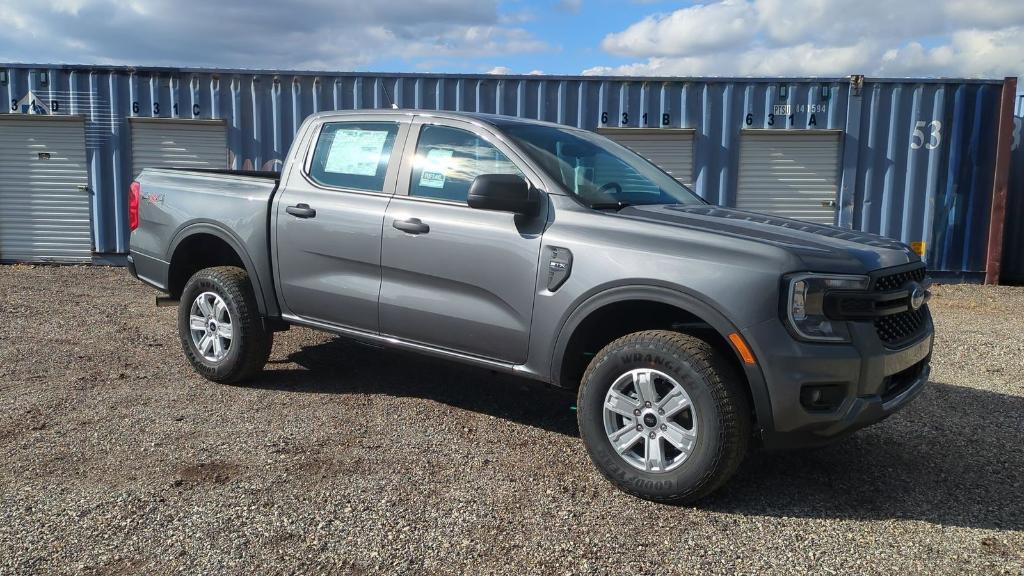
top-left (597, 182), bottom-right (622, 196)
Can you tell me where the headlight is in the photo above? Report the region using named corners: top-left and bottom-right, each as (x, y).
top-left (784, 273), bottom-right (870, 342)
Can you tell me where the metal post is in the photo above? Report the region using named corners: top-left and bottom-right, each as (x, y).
top-left (984, 77), bottom-right (1018, 285)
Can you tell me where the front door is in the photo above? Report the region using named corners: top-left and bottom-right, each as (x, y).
top-left (378, 119), bottom-right (545, 363)
top-left (276, 118), bottom-right (408, 332)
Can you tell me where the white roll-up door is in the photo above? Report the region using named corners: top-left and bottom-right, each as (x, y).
top-left (130, 119), bottom-right (227, 178)
top-left (0, 117), bottom-right (92, 263)
top-left (600, 129), bottom-right (695, 188)
top-left (736, 131), bottom-right (841, 224)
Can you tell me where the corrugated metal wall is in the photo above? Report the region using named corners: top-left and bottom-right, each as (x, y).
top-left (0, 65), bottom-right (1009, 276)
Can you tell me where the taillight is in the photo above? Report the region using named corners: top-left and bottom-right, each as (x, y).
top-left (128, 181), bottom-right (140, 231)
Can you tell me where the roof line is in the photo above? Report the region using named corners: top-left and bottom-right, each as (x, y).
top-left (0, 62), bottom-right (1009, 85)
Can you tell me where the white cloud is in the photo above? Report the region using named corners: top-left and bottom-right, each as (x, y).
top-left (602, 0), bottom-right (755, 57)
top-left (485, 67), bottom-right (545, 76)
top-left (590, 0), bottom-right (1024, 78)
top-left (880, 27), bottom-right (1024, 78)
top-left (943, 0), bottom-right (1024, 28)
top-left (0, 0), bottom-right (550, 69)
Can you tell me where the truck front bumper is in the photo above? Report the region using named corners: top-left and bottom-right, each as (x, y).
top-left (743, 312), bottom-right (934, 450)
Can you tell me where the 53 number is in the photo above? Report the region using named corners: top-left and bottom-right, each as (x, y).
top-left (911, 120), bottom-right (942, 150)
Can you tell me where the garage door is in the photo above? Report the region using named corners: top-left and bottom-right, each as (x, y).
top-left (737, 131), bottom-right (841, 224)
top-left (130, 119), bottom-right (227, 178)
top-left (600, 129), bottom-right (694, 188)
top-left (0, 117), bottom-right (92, 263)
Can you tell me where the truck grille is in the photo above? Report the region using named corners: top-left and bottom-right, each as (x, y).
top-left (873, 265), bottom-right (928, 347)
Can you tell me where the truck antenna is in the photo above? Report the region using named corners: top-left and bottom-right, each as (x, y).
top-left (381, 81), bottom-right (399, 110)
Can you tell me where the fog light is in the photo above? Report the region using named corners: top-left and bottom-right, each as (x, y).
top-left (800, 384), bottom-right (845, 412)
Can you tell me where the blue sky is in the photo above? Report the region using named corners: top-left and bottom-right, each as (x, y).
top-left (1, 0), bottom-right (1022, 78)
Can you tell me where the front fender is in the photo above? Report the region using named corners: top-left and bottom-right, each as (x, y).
top-left (549, 283), bottom-right (774, 433)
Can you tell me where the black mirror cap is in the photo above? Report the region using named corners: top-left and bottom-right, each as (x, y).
top-left (467, 174), bottom-right (539, 216)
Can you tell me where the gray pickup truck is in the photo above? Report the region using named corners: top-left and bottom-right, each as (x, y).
top-left (128, 110), bottom-right (934, 503)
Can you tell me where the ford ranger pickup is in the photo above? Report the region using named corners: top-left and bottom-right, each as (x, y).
top-left (127, 110), bottom-right (934, 503)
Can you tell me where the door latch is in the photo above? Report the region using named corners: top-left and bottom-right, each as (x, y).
top-left (821, 199), bottom-right (837, 208)
top-left (545, 246), bottom-right (572, 292)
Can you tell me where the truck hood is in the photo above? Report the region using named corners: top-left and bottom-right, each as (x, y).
top-left (618, 204), bottom-right (919, 274)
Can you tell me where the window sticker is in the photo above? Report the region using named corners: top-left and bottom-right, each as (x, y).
top-left (324, 129), bottom-right (389, 176)
top-left (418, 148), bottom-right (454, 189)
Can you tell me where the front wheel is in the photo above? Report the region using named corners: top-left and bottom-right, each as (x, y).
top-left (177, 266), bottom-right (272, 384)
top-left (577, 330), bottom-right (750, 504)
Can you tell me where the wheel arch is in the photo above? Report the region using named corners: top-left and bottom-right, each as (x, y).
top-left (166, 222), bottom-right (270, 316)
top-left (549, 284), bottom-right (773, 432)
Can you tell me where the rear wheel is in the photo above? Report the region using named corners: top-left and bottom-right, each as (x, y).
top-left (178, 266), bottom-right (272, 383)
top-left (577, 330), bottom-right (750, 503)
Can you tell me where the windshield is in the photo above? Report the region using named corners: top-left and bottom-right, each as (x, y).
top-left (502, 124), bottom-right (704, 209)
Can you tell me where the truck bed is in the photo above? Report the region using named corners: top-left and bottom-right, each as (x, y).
top-left (128, 168), bottom-right (280, 314)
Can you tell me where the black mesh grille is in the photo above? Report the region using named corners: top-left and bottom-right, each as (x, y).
top-left (873, 266), bottom-right (928, 346)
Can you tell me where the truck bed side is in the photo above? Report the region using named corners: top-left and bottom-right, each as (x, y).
top-left (128, 168), bottom-right (280, 316)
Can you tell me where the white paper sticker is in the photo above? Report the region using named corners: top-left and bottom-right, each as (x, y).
top-left (324, 129), bottom-right (389, 176)
top-left (418, 148), bottom-right (454, 189)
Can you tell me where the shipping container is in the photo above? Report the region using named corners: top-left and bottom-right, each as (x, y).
top-left (0, 64), bottom-right (1016, 279)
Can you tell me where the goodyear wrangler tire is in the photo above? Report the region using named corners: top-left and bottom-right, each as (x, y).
top-left (178, 266), bottom-right (272, 384)
top-left (577, 330), bottom-right (750, 503)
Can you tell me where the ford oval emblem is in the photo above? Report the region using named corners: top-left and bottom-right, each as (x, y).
top-left (908, 282), bottom-right (926, 311)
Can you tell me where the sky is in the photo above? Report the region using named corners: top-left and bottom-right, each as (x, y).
top-left (0, 0), bottom-right (1022, 79)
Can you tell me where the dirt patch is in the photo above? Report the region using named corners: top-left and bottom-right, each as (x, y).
top-left (174, 462), bottom-right (238, 486)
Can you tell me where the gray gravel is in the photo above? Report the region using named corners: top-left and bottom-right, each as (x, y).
top-left (0, 264), bottom-right (1022, 575)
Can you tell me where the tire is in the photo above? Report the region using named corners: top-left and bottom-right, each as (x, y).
top-left (577, 330), bottom-right (750, 504)
top-left (177, 266), bottom-right (272, 384)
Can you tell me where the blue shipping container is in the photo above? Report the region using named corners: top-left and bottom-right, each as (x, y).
top-left (0, 64), bottom-right (1013, 277)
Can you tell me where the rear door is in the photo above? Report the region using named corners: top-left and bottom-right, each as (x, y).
top-left (275, 116), bottom-right (409, 332)
top-left (377, 117), bottom-right (545, 363)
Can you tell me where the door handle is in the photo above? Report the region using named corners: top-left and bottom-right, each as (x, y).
top-left (392, 218), bottom-right (430, 234)
top-left (286, 203), bottom-right (316, 218)
top-left (821, 199), bottom-right (837, 208)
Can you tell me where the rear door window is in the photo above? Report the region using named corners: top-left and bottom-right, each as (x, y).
top-left (308, 122), bottom-right (400, 192)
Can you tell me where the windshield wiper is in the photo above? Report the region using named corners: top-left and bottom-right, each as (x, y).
top-left (587, 201), bottom-right (632, 211)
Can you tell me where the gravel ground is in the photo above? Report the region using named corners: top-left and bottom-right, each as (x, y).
top-left (0, 265), bottom-right (1022, 575)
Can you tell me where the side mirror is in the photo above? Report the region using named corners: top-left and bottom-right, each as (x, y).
top-left (467, 174), bottom-right (539, 216)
